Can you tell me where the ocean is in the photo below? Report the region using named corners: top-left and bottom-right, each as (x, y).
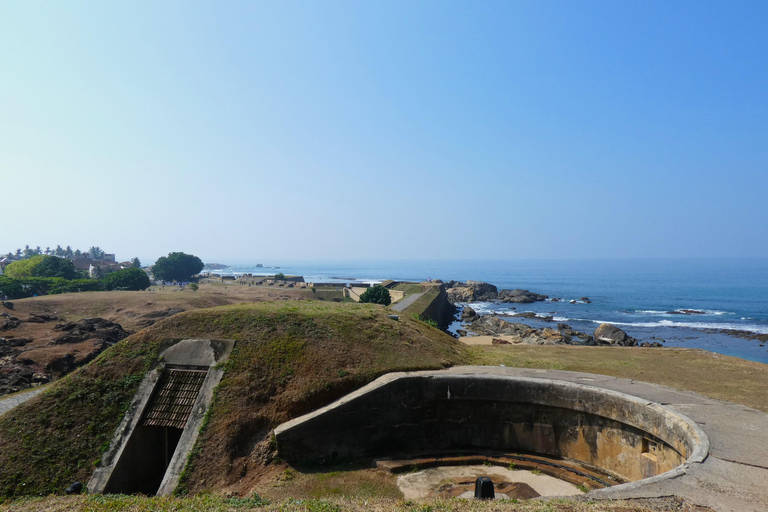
top-left (208, 258), bottom-right (768, 364)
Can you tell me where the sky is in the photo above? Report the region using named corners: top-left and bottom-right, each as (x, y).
top-left (2, 1), bottom-right (767, 264)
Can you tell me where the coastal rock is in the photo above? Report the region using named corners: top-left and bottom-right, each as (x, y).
top-left (512, 312), bottom-right (554, 322)
top-left (460, 306), bottom-right (478, 321)
top-left (667, 309), bottom-right (706, 315)
top-left (497, 289), bottom-right (548, 304)
top-left (456, 329), bottom-right (468, 337)
top-left (446, 281), bottom-right (498, 303)
top-left (593, 323), bottom-right (638, 347)
top-left (468, 315), bottom-right (571, 345)
top-left (580, 297), bottom-right (592, 303)
top-left (640, 341), bottom-right (663, 348)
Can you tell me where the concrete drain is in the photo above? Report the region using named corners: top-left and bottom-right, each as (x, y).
top-left (275, 370), bottom-right (709, 498)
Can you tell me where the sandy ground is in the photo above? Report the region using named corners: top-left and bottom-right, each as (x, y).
top-left (459, 335), bottom-right (523, 345)
top-left (397, 465), bottom-right (582, 499)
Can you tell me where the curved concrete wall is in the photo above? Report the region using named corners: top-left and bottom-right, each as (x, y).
top-left (275, 371), bottom-right (708, 484)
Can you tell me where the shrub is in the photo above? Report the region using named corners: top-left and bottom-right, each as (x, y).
top-left (359, 285), bottom-right (391, 306)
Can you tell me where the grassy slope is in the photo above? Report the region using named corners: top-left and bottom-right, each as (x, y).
top-left (0, 301), bottom-right (470, 498)
top-left (0, 332), bottom-right (159, 497)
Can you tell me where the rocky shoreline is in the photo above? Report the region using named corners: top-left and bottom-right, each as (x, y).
top-left (447, 280), bottom-right (661, 349)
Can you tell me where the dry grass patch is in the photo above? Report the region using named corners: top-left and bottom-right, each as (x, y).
top-left (468, 345), bottom-right (768, 412)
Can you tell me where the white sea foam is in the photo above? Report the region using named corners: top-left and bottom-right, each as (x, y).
top-left (589, 319), bottom-right (768, 335)
top-left (633, 309), bottom-right (731, 316)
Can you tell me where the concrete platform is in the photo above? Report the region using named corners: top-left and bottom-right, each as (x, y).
top-left (440, 366), bottom-right (768, 512)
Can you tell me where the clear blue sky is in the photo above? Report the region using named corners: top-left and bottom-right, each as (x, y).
top-left (2, 1), bottom-right (767, 264)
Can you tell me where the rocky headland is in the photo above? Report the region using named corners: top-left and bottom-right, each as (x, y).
top-left (445, 280), bottom-right (548, 304)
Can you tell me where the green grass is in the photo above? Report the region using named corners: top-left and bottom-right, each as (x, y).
top-left (0, 301), bottom-right (470, 499)
top-left (0, 494), bottom-right (694, 512)
top-left (0, 336), bottom-right (159, 497)
top-left (393, 283), bottom-right (424, 295)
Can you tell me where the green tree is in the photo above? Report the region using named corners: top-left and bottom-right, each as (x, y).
top-left (152, 252), bottom-right (204, 282)
top-left (358, 284), bottom-right (392, 306)
top-left (33, 256), bottom-right (79, 279)
top-left (131, 257), bottom-right (141, 268)
top-left (102, 267), bottom-right (150, 291)
top-left (3, 256), bottom-right (44, 277)
top-left (274, 273), bottom-right (285, 280)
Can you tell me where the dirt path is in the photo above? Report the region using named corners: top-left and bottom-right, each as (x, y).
top-left (0, 386), bottom-right (46, 417)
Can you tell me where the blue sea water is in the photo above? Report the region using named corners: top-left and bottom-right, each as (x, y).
top-left (211, 258), bottom-right (768, 364)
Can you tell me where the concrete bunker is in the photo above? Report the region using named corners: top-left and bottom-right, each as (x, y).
top-left (275, 370), bottom-right (708, 495)
top-left (89, 338), bottom-right (234, 496)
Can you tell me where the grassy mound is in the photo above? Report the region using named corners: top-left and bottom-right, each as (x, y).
top-left (0, 301), bottom-right (470, 497)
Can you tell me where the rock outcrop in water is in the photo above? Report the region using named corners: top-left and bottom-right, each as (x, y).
top-left (446, 281), bottom-right (548, 304)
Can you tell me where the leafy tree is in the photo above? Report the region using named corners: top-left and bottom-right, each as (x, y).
top-left (274, 273), bottom-right (285, 280)
top-left (3, 256), bottom-right (44, 278)
top-left (23, 245), bottom-right (33, 258)
top-left (102, 267), bottom-right (150, 291)
top-left (54, 245), bottom-right (64, 257)
top-left (152, 252), bottom-right (204, 282)
top-left (34, 256), bottom-right (79, 279)
top-left (5, 256), bottom-right (79, 279)
top-left (358, 284), bottom-right (392, 306)
top-left (131, 257), bottom-right (141, 268)
top-left (189, 283), bottom-right (199, 292)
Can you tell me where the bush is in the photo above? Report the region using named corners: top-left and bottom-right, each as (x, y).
top-left (102, 267), bottom-right (151, 291)
top-left (358, 284), bottom-right (391, 306)
top-left (152, 252), bottom-right (204, 282)
top-left (0, 277), bottom-right (102, 299)
top-left (274, 273), bottom-right (285, 280)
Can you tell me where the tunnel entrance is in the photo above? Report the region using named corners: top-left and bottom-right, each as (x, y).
top-left (102, 368), bottom-right (208, 495)
top-left (89, 338), bottom-right (235, 496)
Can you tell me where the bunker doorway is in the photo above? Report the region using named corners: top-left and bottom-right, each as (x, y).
top-left (103, 368), bottom-right (208, 495)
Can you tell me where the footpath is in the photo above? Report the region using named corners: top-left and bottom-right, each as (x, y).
top-left (0, 387), bottom-right (46, 418)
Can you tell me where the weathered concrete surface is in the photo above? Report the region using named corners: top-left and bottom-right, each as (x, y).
top-left (447, 368), bottom-right (768, 512)
top-left (276, 370), bottom-right (707, 483)
top-left (275, 366), bottom-right (768, 512)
